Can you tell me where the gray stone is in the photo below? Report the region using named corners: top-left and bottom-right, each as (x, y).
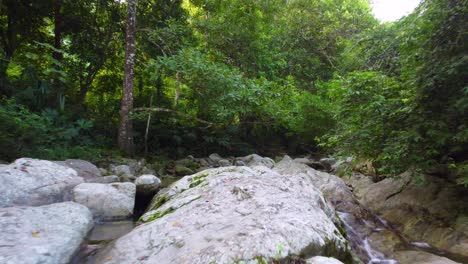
top-left (110, 165), bottom-right (135, 182)
top-left (88, 175), bottom-right (120, 184)
top-left (64, 159), bottom-right (102, 180)
top-left (139, 166), bottom-right (156, 176)
top-left (0, 158), bottom-right (84, 207)
top-left (394, 250), bottom-right (461, 264)
top-left (174, 164), bottom-right (195, 176)
top-left (73, 182), bottom-right (136, 219)
top-left (294, 158), bottom-right (329, 171)
top-left (319, 157), bottom-right (337, 167)
top-left (0, 202), bottom-right (93, 264)
top-left (234, 160), bottom-right (246, 166)
top-left (218, 159), bottom-right (231, 166)
top-left (99, 168), bottom-right (109, 176)
top-left (208, 153), bottom-right (223, 162)
top-left (239, 154), bottom-right (275, 168)
top-left (135, 174), bottom-right (161, 195)
top-left (95, 166), bottom-right (348, 264)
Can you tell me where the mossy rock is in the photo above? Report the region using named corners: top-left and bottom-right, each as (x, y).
top-left (175, 165), bottom-right (195, 176)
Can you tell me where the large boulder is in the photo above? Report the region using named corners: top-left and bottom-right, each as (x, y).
top-left (0, 158), bottom-right (84, 207)
top-left (63, 159), bottom-right (102, 180)
top-left (274, 156), bottom-right (405, 263)
top-left (0, 202), bottom-right (93, 264)
top-left (95, 165), bottom-right (350, 264)
top-left (73, 182), bottom-right (136, 220)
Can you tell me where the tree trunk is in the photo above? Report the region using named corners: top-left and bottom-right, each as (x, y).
top-left (118, 0), bottom-right (137, 156)
top-left (53, 0), bottom-right (62, 62)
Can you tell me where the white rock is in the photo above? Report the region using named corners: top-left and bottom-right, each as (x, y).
top-left (95, 166), bottom-right (348, 264)
top-left (306, 256), bottom-right (344, 264)
top-left (0, 202), bottom-right (93, 264)
top-left (73, 182), bottom-right (136, 219)
top-left (135, 174), bottom-right (161, 195)
top-left (0, 158), bottom-right (84, 207)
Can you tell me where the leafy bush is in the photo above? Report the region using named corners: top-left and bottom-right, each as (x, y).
top-left (0, 99), bottom-right (99, 161)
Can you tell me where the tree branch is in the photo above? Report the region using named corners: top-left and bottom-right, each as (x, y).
top-left (132, 107), bottom-right (215, 126)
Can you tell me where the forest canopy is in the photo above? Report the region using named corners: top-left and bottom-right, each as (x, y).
top-left (0, 0), bottom-right (466, 184)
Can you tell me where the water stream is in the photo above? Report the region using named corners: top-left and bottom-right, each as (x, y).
top-left (338, 211), bottom-right (468, 264)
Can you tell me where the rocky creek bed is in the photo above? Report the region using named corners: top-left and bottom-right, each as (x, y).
top-left (0, 155), bottom-right (466, 264)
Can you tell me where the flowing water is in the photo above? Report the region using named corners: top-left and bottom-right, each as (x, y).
top-left (338, 212), bottom-right (398, 264)
top-left (338, 211), bottom-right (468, 264)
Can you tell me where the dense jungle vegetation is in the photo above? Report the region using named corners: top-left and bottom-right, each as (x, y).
top-left (0, 0), bottom-right (466, 184)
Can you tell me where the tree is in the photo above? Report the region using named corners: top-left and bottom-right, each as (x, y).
top-left (118, 0), bottom-right (137, 155)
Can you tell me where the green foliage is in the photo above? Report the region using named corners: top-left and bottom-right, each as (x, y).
top-left (323, 72), bottom-right (413, 175)
top-left (0, 0), bottom-right (464, 187)
top-left (323, 0), bottom-right (468, 183)
top-left (0, 99), bottom-right (104, 161)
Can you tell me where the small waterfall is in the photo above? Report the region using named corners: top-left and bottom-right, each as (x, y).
top-left (338, 212), bottom-right (398, 264)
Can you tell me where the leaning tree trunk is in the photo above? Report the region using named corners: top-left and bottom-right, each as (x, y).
top-left (118, 0), bottom-right (137, 156)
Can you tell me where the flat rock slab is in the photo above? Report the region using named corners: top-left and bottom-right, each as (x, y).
top-left (0, 158), bottom-right (84, 207)
top-left (395, 250), bottom-right (461, 264)
top-left (0, 202), bottom-right (93, 264)
top-left (95, 164), bottom-right (348, 264)
top-left (73, 182), bottom-right (136, 220)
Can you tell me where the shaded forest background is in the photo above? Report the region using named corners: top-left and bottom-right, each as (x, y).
top-left (0, 0), bottom-right (466, 184)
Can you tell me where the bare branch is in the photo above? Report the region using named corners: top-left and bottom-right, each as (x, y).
top-left (133, 107), bottom-right (214, 127)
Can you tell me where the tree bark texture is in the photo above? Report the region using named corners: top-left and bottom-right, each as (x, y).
top-left (118, 0), bottom-right (137, 155)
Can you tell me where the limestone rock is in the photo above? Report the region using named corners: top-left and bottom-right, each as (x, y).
top-left (0, 158), bottom-right (84, 207)
top-left (95, 166), bottom-right (348, 264)
top-left (0, 202), bottom-right (93, 264)
top-left (73, 182), bottom-right (136, 219)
